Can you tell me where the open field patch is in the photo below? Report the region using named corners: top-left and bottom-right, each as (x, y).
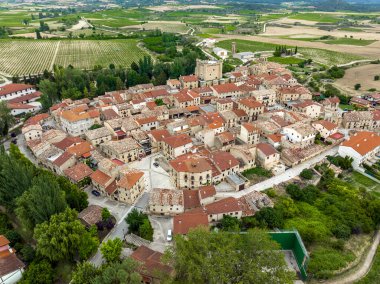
top-left (0, 39), bottom-right (147, 76)
top-left (80, 8), bottom-right (151, 28)
top-left (288, 13), bottom-right (341, 23)
top-left (335, 64), bottom-right (380, 93)
top-left (123, 21), bottom-right (189, 33)
top-left (216, 39), bottom-right (365, 66)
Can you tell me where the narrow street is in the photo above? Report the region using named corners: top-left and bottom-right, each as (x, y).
top-left (216, 146), bottom-right (338, 198)
top-left (89, 153), bottom-right (174, 266)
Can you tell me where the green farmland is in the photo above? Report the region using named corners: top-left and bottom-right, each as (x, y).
top-left (216, 39), bottom-right (366, 66)
top-left (0, 39), bottom-right (147, 76)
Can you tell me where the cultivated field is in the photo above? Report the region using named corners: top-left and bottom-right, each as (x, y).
top-left (0, 39), bottom-right (147, 76)
top-left (123, 21), bottom-right (189, 34)
top-left (214, 34), bottom-right (378, 59)
top-left (216, 39), bottom-right (365, 66)
top-left (335, 64), bottom-right (380, 95)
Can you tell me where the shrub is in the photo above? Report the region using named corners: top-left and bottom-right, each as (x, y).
top-left (300, 169), bottom-right (313, 180)
top-left (354, 83), bottom-right (361, 90)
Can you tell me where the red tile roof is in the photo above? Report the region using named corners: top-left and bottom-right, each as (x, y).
top-left (131, 246), bottom-right (173, 277)
top-left (341, 131), bottom-right (380, 156)
top-left (199, 185), bottom-right (216, 199)
top-left (117, 170), bottom-right (144, 190)
top-left (204, 197), bottom-right (241, 214)
top-left (163, 134), bottom-right (192, 148)
top-left (64, 163), bottom-right (93, 182)
top-left (0, 83), bottom-right (34, 97)
top-left (91, 169), bottom-right (113, 187)
top-left (149, 129), bottom-right (171, 142)
top-left (53, 151), bottom-right (74, 167)
top-left (313, 120), bottom-right (337, 131)
top-left (173, 212), bottom-right (209, 235)
top-left (25, 113), bottom-right (49, 126)
top-left (257, 143), bottom-right (277, 156)
top-left (170, 154), bottom-right (212, 173)
top-left (212, 83), bottom-right (241, 94)
top-left (209, 151), bottom-right (239, 171)
top-left (239, 98), bottom-right (263, 109)
top-left (8, 91), bottom-right (41, 103)
top-left (183, 190), bottom-right (201, 210)
top-left (180, 75), bottom-right (198, 83)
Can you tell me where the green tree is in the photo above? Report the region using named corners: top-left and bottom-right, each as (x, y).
top-left (139, 219), bottom-right (154, 241)
top-left (0, 101), bottom-right (15, 136)
top-left (219, 215), bottom-right (241, 231)
top-left (56, 176), bottom-right (88, 211)
top-left (72, 262), bottom-right (100, 284)
top-left (79, 225), bottom-right (100, 260)
top-left (38, 80), bottom-right (58, 109)
top-left (354, 83), bottom-right (361, 90)
top-left (300, 169), bottom-right (313, 180)
top-left (166, 227), bottom-right (293, 284)
top-left (254, 207), bottom-right (284, 229)
top-left (125, 208), bottom-right (145, 233)
top-left (34, 208), bottom-right (98, 262)
top-left (101, 208), bottom-right (112, 221)
top-left (0, 147), bottom-right (35, 210)
top-left (19, 259), bottom-right (53, 284)
top-left (93, 258), bottom-right (142, 284)
top-left (100, 238), bottom-right (123, 263)
top-left (16, 172), bottom-right (67, 230)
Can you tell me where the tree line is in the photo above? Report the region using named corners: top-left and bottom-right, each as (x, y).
top-left (0, 144), bottom-right (97, 283)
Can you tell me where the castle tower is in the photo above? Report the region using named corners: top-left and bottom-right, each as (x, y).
top-left (231, 42), bottom-right (236, 55)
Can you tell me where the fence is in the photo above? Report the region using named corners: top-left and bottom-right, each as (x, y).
top-left (269, 229), bottom-right (309, 281)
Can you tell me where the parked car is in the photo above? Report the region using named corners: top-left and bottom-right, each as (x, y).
top-left (166, 229), bottom-right (172, 242)
top-left (153, 162), bottom-right (159, 168)
top-left (91, 190), bottom-right (100, 197)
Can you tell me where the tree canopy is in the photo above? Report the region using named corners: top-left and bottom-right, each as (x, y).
top-left (166, 227), bottom-right (294, 284)
top-left (34, 208), bottom-right (99, 262)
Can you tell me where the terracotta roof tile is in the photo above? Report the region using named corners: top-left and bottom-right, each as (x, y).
top-left (173, 212), bottom-right (208, 235)
top-left (64, 163), bottom-right (93, 182)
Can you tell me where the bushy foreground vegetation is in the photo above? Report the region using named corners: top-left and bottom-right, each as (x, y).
top-left (218, 167), bottom-right (380, 280)
top-left (0, 145), bottom-right (95, 283)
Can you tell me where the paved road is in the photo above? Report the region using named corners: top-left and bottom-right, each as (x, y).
top-left (89, 154), bottom-right (173, 266)
top-left (326, 231), bottom-right (380, 284)
top-left (89, 192), bottom-right (150, 267)
top-left (216, 146), bottom-right (338, 198)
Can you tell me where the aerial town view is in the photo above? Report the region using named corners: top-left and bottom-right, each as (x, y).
top-left (2, 0), bottom-right (380, 283)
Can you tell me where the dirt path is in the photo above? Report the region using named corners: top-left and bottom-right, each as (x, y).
top-left (50, 40), bottom-right (61, 71)
top-left (214, 34), bottom-right (380, 59)
top-left (325, 231), bottom-right (380, 284)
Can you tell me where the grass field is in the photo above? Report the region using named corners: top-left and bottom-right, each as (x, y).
top-left (339, 27), bottom-right (364, 32)
top-left (0, 10), bottom-right (36, 28)
top-left (258, 13), bottom-right (289, 22)
top-left (279, 36), bottom-right (376, 46)
top-left (323, 38), bottom-right (376, 46)
top-left (289, 13), bottom-right (341, 23)
top-left (216, 39), bottom-right (278, 53)
top-left (216, 39), bottom-right (365, 66)
top-left (80, 9), bottom-right (150, 28)
top-left (268, 56), bottom-right (304, 64)
top-left (348, 171), bottom-right (380, 193)
top-left (0, 39), bottom-right (146, 76)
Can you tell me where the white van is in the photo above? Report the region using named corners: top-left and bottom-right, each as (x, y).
top-left (167, 229), bottom-right (172, 241)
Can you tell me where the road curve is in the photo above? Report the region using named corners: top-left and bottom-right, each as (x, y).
top-left (326, 231), bottom-right (380, 284)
